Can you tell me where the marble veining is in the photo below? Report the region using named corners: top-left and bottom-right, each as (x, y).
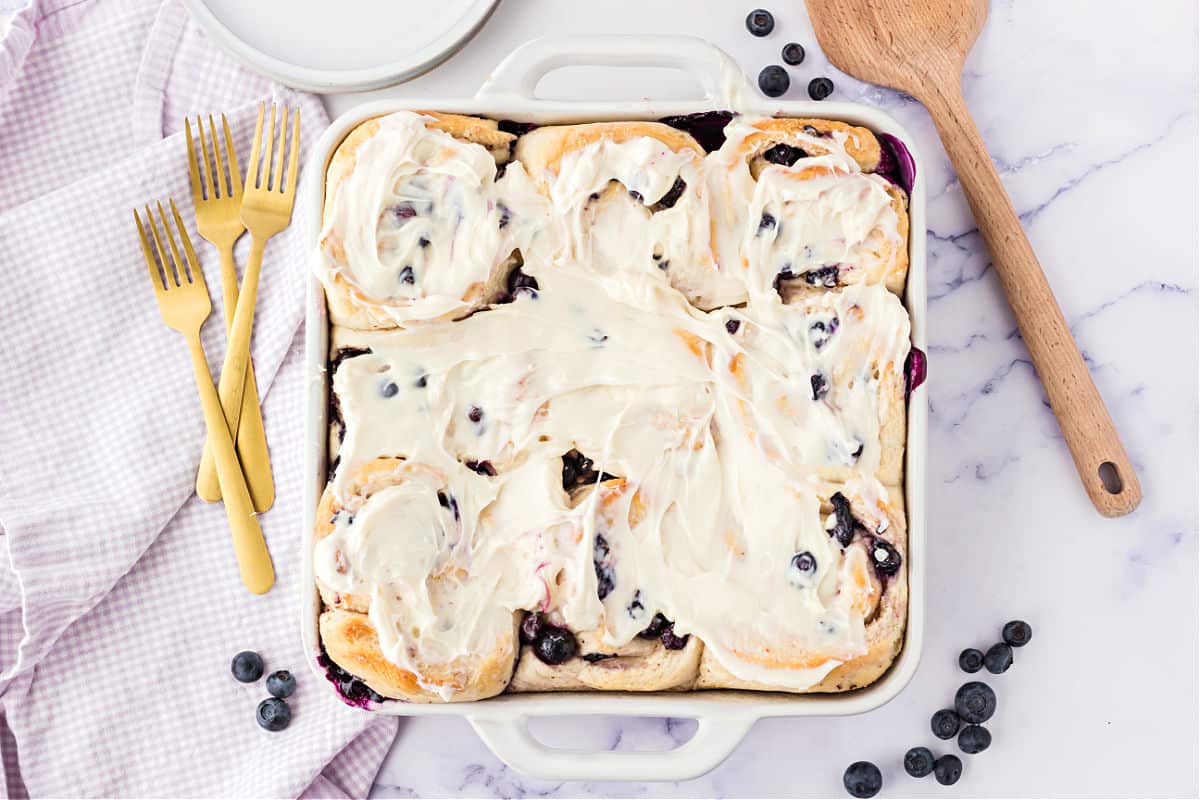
top-left (308, 0), bottom-right (1198, 796)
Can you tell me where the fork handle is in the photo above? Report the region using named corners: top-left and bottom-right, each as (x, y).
top-left (198, 236), bottom-right (264, 503)
top-left (187, 335), bottom-right (274, 594)
top-left (196, 245), bottom-right (275, 512)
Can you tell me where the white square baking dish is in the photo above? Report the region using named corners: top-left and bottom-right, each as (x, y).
top-left (299, 35), bottom-right (927, 782)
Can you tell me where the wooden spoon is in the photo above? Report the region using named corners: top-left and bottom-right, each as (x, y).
top-left (806, 0), bottom-right (1141, 517)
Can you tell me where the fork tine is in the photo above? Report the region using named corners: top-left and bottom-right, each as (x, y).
top-left (222, 113), bottom-right (242, 196)
top-left (260, 104), bottom-right (277, 190)
top-left (285, 107), bottom-right (301, 197)
top-left (156, 201), bottom-right (188, 283)
top-left (185, 119), bottom-right (203, 205)
top-left (270, 105), bottom-right (288, 192)
top-left (197, 116), bottom-right (218, 200)
top-left (246, 103), bottom-right (265, 190)
top-left (145, 204), bottom-right (178, 287)
top-left (171, 198), bottom-right (207, 291)
top-left (134, 210), bottom-right (166, 293)
top-left (207, 114), bottom-right (227, 199)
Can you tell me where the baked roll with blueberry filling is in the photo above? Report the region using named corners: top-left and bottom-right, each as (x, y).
top-left (694, 481), bottom-right (907, 693)
top-left (314, 457), bottom-right (524, 702)
top-left (509, 475), bottom-right (703, 693)
top-left (318, 111), bottom-right (547, 329)
top-left (707, 117), bottom-right (909, 300)
top-left (715, 284), bottom-right (910, 486)
top-left (514, 121), bottom-right (746, 309)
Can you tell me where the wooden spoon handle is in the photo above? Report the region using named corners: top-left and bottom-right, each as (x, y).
top-left (923, 83), bottom-right (1141, 517)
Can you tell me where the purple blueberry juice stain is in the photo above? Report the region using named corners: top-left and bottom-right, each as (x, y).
top-left (905, 346), bottom-right (927, 398)
top-left (317, 648), bottom-right (386, 708)
top-left (657, 111), bottom-right (734, 153)
top-left (875, 133), bottom-right (916, 196)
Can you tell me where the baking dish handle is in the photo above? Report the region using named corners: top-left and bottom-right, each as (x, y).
top-left (475, 35), bottom-right (752, 108)
top-left (469, 712), bottom-right (755, 781)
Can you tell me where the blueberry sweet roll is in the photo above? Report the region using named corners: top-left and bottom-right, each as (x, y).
top-left (318, 111), bottom-right (544, 328)
top-left (707, 117), bottom-right (909, 301)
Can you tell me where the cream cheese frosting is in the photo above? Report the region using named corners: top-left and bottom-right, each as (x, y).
top-left (314, 111), bottom-right (912, 696)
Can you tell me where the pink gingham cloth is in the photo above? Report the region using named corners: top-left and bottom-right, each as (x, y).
top-left (0, 0), bottom-right (400, 796)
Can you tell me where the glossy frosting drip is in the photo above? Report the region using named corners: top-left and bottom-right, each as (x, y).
top-left (314, 111), bottom-right (912, 695)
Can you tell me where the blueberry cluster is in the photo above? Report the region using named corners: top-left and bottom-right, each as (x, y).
top-left (744, 9), bottom-right (836, 100)
top-left (841, 620), bottom-right (1033, 796)
top-left (231, 650), bottom-right (297, 732)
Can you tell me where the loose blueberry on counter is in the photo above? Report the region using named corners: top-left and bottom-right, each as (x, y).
top-left (758, 65), bottom-right (790, 98)
top-left (808, 76), bottom-right (835, 101)
top-left (782, 42), bottom-right (806, 65)
top-left (903, 746), bottom-right (935, 778)
top-left (1002, 620), bottom-right (1033, 647)
top-left (745, 8), bottom-right (775, 36)
top-left (266, 670), bottom-right (296, 699)
top-left (842, 761), bottom-right (882, 798)
top-left (256, 697), bottom-right (291, 732)
top-left (519, 611), bottom-right (543, 645)
top-left (958, 724), bottom-right (991, 755)
top-left (232, 651), bottom-right (264, 683)
top-left (959, 648), bottom-right (985, 674)
top-left (533, 624), bottom-right (578, 665)
top-left (868, 537), bottom-right (902, 576)
top-left (931, 708), bottom-right (961, 740)
top-left (955, 681), bottom-right (997, 724)
top-left (933, 754), bottom-right (962, 786)
top-left (984, 642), bottom-right (1013, 674)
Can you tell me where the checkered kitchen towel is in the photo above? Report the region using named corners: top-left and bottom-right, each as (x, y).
top-left (0, 1), bottom-right (398, 796)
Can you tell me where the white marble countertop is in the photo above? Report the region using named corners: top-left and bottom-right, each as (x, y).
top-left (319, 1), bottom-right (1199, 796)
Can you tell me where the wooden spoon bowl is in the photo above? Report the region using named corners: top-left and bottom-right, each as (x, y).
top-left (806, 0), bottom-right (1141, 517)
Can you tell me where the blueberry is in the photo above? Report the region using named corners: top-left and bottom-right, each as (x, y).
top-left (637, 613), bottom-right (670, 640)
top-left (232, 651), bottom-right (264, 683)
top-left (745, 8), bottom-right (774, 36)
top-left (959, 648), bottom-right (985, 673)
top-left (984, 642), bottom-right (1013, 674)
top-left (398, 266), bottom-right (415, 285)
top-left (804, 264), bottom-right (840, 287)
top-left (762, 143), bottom-right (806, 166)
top-left (266, 670), bottom-right (296, 699)
top-left (465, 459), bottom-right (497, 477)
top-left (868, 537), bottom-right (902, 577)
top-left (652, 177), bottom-right (687, 211)
top-left (467, 406), bottom-right (483, 423)
top-left (758, 213), bottom-right (777, 233)
top-left (904, 746), bottom-right (935, 778)
top-left (781, 42), bottom-right (806, 65)
top-left (955, 681), bottom-right (997, 724)
top-left (842, 761), bottom-right (882, 798)
top-left (1002, 620), bottom-right (1033, 647)
top-left (533, 625), bottom-right (578, 665)
top-left (726, 318), bottom-right (741, 335)
top-left (809, 318), bottom-right (838, 350)
top-left (931, 708), bottom-right (960, 739)
top-left (256, 697), bottom-right (291, 732)
top-left (519, 612), bottom-right (542, 644)
top-left (593, 534), bottom-right (615, 600)
top-left (849, 441), bottom-right (864, 460)
top-left (380, 381), bottom-right (399, 398)
top-left (933, 754), bottom-right (962, 786)
top-left (758, 65), bottom-right (790, 98)
top-left (811, 373), bottom-right (828, 401)
top-left (788, 551), bottom-right (817, 587)
top-left (390, 203), bottom-right (417, 222)
top-left (497, 203), bottom-right (512, 229)
top-left (659, 623), bottom-right (689, 650)
top-left (582, 652), bottom-right (616, 663)
top-left (418, 236), bottom-right (430, 248)
top-left (808, 76), bottom-right (835, 101)
top-left (958, 724), bottom-right (991, 754)
top-left (828, 492), bottom-right (856, 547)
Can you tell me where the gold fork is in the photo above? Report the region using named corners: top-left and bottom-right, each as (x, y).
top-left (135, 200), bottom-right (275, 595)
top-left (187, 114), bottom-right (274, 512)
top-left (197, 103), bottom-right (300, 506)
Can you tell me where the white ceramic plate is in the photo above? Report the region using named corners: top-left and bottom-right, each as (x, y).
top-left (181, 0), bottom-right (499, 93)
